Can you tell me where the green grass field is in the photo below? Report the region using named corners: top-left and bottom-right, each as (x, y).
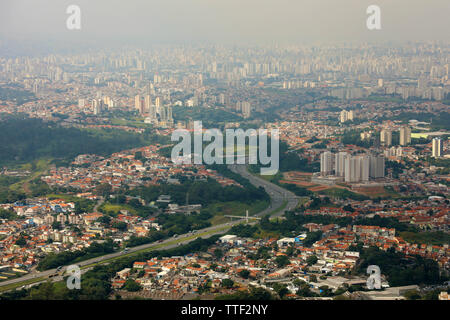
top-left (99, 203), bottom-right (139, 215)
top-left (208, 200), bottom-right (269, 225)
top-left (6, 159), bottom-right (51, 192)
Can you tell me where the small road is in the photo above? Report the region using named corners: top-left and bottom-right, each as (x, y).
top-left (93, 197), bottom-right (105, 213)
top-left (0, 165), bottom-right (298, 292)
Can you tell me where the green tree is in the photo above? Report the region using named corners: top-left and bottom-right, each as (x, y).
top-left (306, 255), bottom-right (318, 266)
top-left (97, 215), bottom-right (111, 226)
top-left (124, 279), bottom-right (142, 292)
top-left (239, 269), bottom-right (250, 279)
top-left (214, 248), bottom-right (224, 259)
top-left (275, 255), bottom-right (290, 268)
top-left (221, 279), bottom-right (234, 289)
top-left (272, 283), bottom-right (289, 299)
top-left (95, 183), bottom-right (112, 197)
top-left (112, 221), bottom-right (128, 231)
top-left (51, 221), bottom-right (62, 230)
top-left (15, 236), bottom-right (27, 247)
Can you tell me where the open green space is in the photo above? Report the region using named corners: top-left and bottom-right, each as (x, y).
top-left (208, 200), bottom-right (269, 225)
top-left (399, 231), bottom-right (450, 246)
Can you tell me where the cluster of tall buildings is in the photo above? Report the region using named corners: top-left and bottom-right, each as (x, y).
top-left (380, 126), bottom-right (411, 146)
top-left (78, 96), bottom-right (115, 115)
top-left (331, 88), bottom-right (368, 100)
top-left (399, 126), bottom-right (412, 146)
top-left (135, 94), bottom-right (173, 126)
top-left (340, 110), bottom-right (354, 123)
top-left (92, 97), bottom-right (114, 115)
top-left (320, 151), bottom-right (385, 183)
top-left (380, 129), bottom-right (392, 146)
top-left (236, 101), bottom-right (251, 118)
top-left (384, 146), bottom-right (403, 158)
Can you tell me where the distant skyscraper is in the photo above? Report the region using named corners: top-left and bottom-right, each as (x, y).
top-left (380, 129), bottom-right (392, 146)
top-left (340, 110), bottom-right (354, 123)
top-left (348, 110), bottom-right (354, 121)
top-left (78, 99), bottom-right (85, 108)
top-left (166, 106), bottom-right (173, 123)
top-left (159, 106), bottom-right (167, 122)
top-left (335, 152), bottom-right (348, 177)
top-left (369, 155), bottom-right (385, 179)
top-left (340, 110), bottom-right (348, 123)
top-left (92, 99), bottom-right (103, 115)
top-left (360, 155), bottom-right (370, 182)
top-left (432, 138), bottom-right (443, 158)
top-left (242, 102), bottom-right (251, 119)
top-left (320, 151), bottom-right (333, 176)
top-left (144, 95), bottom-right (152, 112)
top-left (149, 105), bottom-right (157, 121)
top-left (344, 156), bottom-right (360, 183)
top-left (155, 97), bottom-right (162, 114)
top-left (103, 96), bottom-right (113, 109)
top-left (135, 95), bottom-right (141, 110)
top-left (399, 126), bottom-right (411, 146)
top-left (219, 93), bottom-right (226, 105)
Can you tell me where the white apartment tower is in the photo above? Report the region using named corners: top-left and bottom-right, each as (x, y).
top-left (320, 151), bottom-right (333, 176)
top-left (335, 152), bottom-right (348, 177)
top-left (144, 95), bottom-right (152, 112)
top-left (432, 138), bottom-right (443, 158)
top-left (340, 110), bottom-right (354, 123)
top-left (399, 126), bottom-right (411, 146)
top-left (380, 129), bottom-right (392, 146)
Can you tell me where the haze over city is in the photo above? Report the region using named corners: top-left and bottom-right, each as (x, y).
top-left (1, 0), bottom-right (449, 45)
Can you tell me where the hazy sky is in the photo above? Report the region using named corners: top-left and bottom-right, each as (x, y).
top-left (1, 0), bottom-right (449, 44)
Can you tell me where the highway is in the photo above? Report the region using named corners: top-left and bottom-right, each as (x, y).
top-left (228, 164), bottom-right (299, 217)
top-left (0, 165), bottom-right (299, 292)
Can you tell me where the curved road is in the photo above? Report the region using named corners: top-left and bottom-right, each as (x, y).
top-left (0, 165), bottom-right (298, 292)
top-left (228, 164), bottom-right (299, 217)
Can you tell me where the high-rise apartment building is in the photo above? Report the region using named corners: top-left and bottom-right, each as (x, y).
top-left (344, 156), bottom-right (360, 183)
top-left (242, 102), bottom-right (251, 118)
top-left (432, 138), bottom-right (443, 158)
top-left (380, 129), bottom-right (392, 146)
top-left (369, 155), bottom-right (385, 179)
top-left (360, 155), bottom-right (370, 182)
top-left (320, 151), bottom-right (333, 176)
top-left (144, 95), bottom-right (152, 112)
top-left (399, 126), bottom-right (411, 146)
top-left (92, 99), bottom-right (104, 115)
top-left (135, 95), bottom-right (141, 110)
top-left (335, 152), bottom-right (348, 177)
top-left (320, 152), bottom-right (384, 183)
top-left (340, 110), bottom-right (354, 123)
